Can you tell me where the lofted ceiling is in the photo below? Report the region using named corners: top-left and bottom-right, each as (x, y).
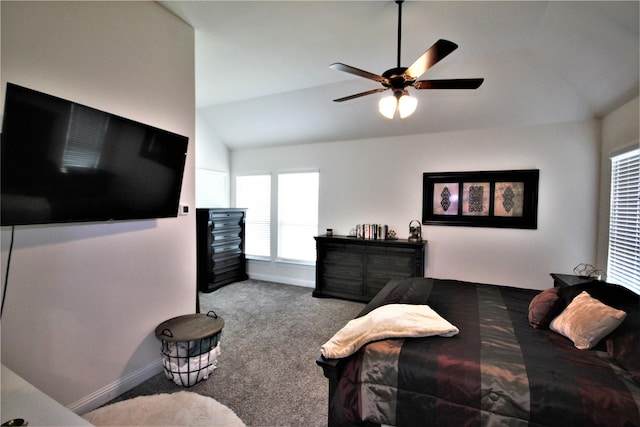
top-left (159, 1), bottom-right (639, 150)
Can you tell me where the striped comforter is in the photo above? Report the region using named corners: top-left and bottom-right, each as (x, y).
top-left (336, 279), bottom-right (640, 426)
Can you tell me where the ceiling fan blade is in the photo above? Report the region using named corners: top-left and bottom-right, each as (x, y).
top-left (330, 63), bottom-right (387, 83)
top-left (414, 78), bottom-right (484, 90)
top-left (404, 39), bottom-right (458, 79)
top-left (333, 88), bottom-right (388, 102)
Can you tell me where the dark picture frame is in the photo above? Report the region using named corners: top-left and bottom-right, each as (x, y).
top-left (422, 169), bottom-right (539, 229)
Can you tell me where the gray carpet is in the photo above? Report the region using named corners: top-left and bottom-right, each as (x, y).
top-left (110, 280), bottom-right (364, 426)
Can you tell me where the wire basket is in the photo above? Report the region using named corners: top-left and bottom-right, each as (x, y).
top-left (156, 311), bottom-right (223, 387)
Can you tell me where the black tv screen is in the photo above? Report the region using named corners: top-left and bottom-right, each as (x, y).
top-left (1, 83), bottom-right (189, 226)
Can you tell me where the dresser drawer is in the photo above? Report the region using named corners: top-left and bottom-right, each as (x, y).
top-left (314, 235), bottom-right (426, 302)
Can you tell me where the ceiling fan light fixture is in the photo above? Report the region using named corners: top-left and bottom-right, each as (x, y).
top-left (379, 90), bottom-right (417, 119)
top-left (379, 95), bottom-right (398, 119)
top-left (398, 93), bottom-right (417, 118)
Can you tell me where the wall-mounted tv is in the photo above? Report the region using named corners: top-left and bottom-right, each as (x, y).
top-left (1, 83), bottom-right (189, 226)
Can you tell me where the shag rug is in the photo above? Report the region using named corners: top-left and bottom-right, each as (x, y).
top-left (82, 391), bottom-right (245, 426)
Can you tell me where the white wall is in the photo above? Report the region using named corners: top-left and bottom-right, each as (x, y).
top-left (195, 110), bottom-right (231, 208)
top-left (232, 120), bottom-right (601, 290)
top-left (596, 97), bottom-right (640, 268)
top-left (0, 1), bottom-right (196, 413)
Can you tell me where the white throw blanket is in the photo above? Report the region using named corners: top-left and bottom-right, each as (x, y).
top-left (162, 343), bottom-right (221, 386)
top-left (321, 303), bottom-right (459, 359)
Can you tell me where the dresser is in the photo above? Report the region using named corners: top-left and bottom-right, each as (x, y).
top-left (550, 273), bottom-right (594, 288)
top-left (314, 235), bottom-right (426, 302)
top-left (196, 208), bottom-right (248, 293)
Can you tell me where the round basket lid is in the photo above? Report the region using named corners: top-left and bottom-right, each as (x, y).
top-left (154, 312), bottom-right (224, 342)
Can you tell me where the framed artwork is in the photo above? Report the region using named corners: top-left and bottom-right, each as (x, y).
top-left (422, 169), bottom-right (539, 229)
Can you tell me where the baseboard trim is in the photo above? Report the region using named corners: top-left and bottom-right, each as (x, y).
top-left (247, 273), bottom-right (314, 288)
top-left (67, 359), bottom-right (163, 415)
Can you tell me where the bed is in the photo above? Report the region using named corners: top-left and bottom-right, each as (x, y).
top-left (317, 277), bottom-right (640, 426)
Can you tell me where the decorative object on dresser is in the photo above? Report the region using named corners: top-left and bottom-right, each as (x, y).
top-left (572, 262), bottom-right (607, 281)
top-left (196, 208), bottom-right (248, 293)
top-left (408, 219), bottom-right (422, 242)
top-left (313, 235), bottom-right (426, 302)
top-left (355, 223), bottom-right (390, 240)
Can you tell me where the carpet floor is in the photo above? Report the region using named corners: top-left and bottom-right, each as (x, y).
top-left (108, 280), bottom-right (364, 426)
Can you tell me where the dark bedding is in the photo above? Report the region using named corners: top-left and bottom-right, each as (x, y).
top-left (319, 278), bottom-right (640, 426)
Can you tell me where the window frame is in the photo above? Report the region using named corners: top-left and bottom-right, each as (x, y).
top-left (607, 146), bottom-right (640, 294)
top-left (235, 174), bottom-right (272, 260)
top-left (234, 170), bottom-right (320, 266)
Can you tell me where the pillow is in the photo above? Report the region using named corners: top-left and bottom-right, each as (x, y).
top-left (321, 303), bottom-right (459, 359)
top-left (606, 312), bottom-right (640, 384)
top-left (550, 291), bottom-right (627, 350)
top-left (558, 281), bottom-right (639, 311)
top-left (528, 287), bottom-right (565, 329)
top-left (357, 277), bottom-right (434, 317)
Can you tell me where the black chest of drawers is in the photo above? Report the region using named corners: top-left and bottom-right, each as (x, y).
top-left (196, 208), bottom-right (248, 293)
top-left (314, 235), bottom-right (426, 302)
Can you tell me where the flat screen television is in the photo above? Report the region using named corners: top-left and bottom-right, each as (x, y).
top-left (1, 83), bottom-right (189, 226)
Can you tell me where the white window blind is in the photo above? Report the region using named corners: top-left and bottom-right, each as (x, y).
top-left (277, 172), bottom-right (319, 262)
top-left (607, 148), bottom-right (640, 294)
top-left (236, 175), bottom-right (271, 258)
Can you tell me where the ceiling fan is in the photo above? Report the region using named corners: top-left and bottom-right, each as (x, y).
top-left (330, 0), bottom-right (484, 119)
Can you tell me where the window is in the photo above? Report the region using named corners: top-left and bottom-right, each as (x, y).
top-left (236, 175), bottom-right (271, 257)
top-left (277, 172), bottom-right (319, 262)
top-left (236, 171), bottom-right (319, 264)
top-left (607, 147), bottom-right (640, 293)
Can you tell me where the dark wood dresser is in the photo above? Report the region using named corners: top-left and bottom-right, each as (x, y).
top-left (314, 235), bottom-right (426, 302)
top-left (196, 208), bottom-right (248, 293)
top-left (550, 273), bottom-right (594, 288)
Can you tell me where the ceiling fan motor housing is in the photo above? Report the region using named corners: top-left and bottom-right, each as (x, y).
top-left (382, 67), bottom-right (415, 90)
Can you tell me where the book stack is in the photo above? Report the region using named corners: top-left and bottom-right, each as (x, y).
top-left (356, 224), bottom-right (389, 240)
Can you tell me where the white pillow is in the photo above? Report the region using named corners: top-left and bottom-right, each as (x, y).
top-left (550, 291), bottom-right (626, 350)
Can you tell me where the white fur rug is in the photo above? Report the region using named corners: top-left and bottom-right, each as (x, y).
top-left (82, 391), bottom-right (245, 426)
